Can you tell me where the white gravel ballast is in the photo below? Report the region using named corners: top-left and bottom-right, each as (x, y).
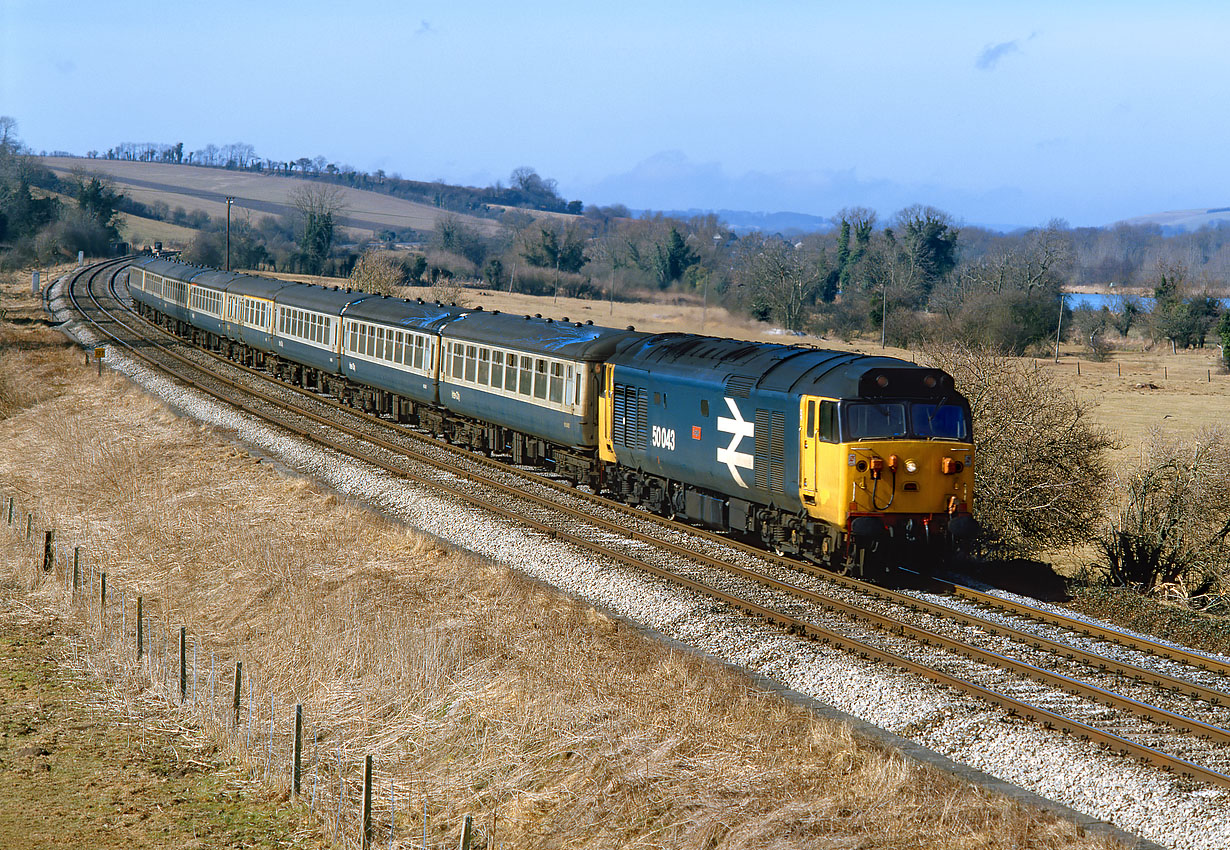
top-left (50, 278), bottom-right (1227, 850)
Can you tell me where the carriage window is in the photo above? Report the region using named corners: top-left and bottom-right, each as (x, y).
top-left (806, 401), bottom-right (816, 438)
top-left (549, 362), bottom-right (564, 403)
top-left (519, 356), bottom-right (533, 395)
top-left (565, 366), bottom-right (575, 406)
top-left (464, 345), bottom-right (477, 382)
top-left (490, 350), bottom-right (503, 388)
top-left (452, 343), bottom-right (465, 379)
top-left (504, 353), bottom-right (517, 392)
top-left (477, 348), bottom-right (490, 385)
top-left (377, 327), bottom-right (387, 360)
top-left (533, 359), bottom-right (548, 400)
top-left (412, 336), bottom-right (424, 370)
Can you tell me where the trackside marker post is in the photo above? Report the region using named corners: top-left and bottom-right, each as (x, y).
top-left (362, 754), bottom-right (373, 850)
top-left (179, 627), bottom-right (187, 702)
top-left (136, 597), bottom-right (143, 659)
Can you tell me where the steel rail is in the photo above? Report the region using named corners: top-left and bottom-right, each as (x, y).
top-left (106, 264), bottom-right (1230, 692)
top-left (89, 262), bottom-right (1230, 733)
top-left (929, 576), bottom-right (1230, 678)
top-left (65, 260), bottom-right (1230, 789)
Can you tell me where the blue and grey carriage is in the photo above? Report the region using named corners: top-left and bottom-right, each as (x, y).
top-left (435, 310), bottom-right (645, 476)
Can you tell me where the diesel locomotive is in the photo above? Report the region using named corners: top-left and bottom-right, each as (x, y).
top-left (126, 256), bottom-right (977, 577)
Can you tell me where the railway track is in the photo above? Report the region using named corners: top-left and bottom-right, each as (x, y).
top-left (58, 258), bottom-right (1230, 793)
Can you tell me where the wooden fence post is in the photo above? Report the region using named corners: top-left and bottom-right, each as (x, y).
top-left (26, 513), bottom-right (32, 541)
top-left (73, 547), bottom-right (80, 591)
top-left (458, 813), bottom-right (472, 850)
top-left (137, 597), bottom-right (144, 659)
top-left (100, 572), bottom-right (106, 618)
top-left (43, 530), bottom-right (54, 572)
top-left (293, 704), bottom-right (303, 797)
top-left (6, 496), bottom-right (12, 526)
top-left (233, 662), bottom-right (243, 729)
top-left (179, 627), bottom-right (187, 702)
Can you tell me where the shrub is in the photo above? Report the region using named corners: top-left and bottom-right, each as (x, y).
top-left (1096, 429), bottom-right (1230, 600)
top-left (925, 342), bottom-right (1115, 555)
top-left (349, 249), bottom-right (405, 296)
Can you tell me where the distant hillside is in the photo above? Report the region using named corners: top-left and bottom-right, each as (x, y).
top-left (1114, 207), bottom-right (1230, 234)
top-left (39, 157), bottom-right (503, 238)
top-left (637, 207), bottom-right (832, 235)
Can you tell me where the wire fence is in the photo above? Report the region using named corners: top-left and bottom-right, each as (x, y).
top-left (1, 490), bottom-right (488, 850)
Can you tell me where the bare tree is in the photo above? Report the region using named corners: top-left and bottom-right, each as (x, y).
top-left (290, 184), bottom-right (345, 274)
top-left (734, 236), bottom-right (827, 331)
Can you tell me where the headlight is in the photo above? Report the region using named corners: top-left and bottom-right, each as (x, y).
top-left (905, 459), bottom-right (918, 473)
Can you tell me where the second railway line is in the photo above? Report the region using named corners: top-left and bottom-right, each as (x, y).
top-left (50, 258), bottom-right (1230, 846)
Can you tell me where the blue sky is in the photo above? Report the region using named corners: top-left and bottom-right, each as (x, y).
top-left (3, 0), bottom-right (1228, 228)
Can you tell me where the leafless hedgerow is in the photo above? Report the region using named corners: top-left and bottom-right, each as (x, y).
top-left (347, 249), bottom-right (405, 296)
top-left (924, 341), bottom-right (1116, 555)
top-left (1097, 428), bottom-right (1230, 603)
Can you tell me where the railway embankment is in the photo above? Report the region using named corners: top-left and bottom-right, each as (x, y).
top-left (0, 263), bottom-right (1141, 849)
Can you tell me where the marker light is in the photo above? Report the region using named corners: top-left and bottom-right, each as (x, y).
top-left (905, 459), bottom-right (918, 473)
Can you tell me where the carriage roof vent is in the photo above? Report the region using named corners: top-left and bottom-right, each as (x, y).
top-left (546, 318), bottom-right (554, 323)
top-left (586, 320), bottom-right (593, 325)
top-left (493, 310), bottom-right (500, 315)
top-left (626, 325), bottom-right (635, 331)
top-left (535, 313), bottom-right (542, 318)
top-left (416, 298), bottom-right (424, 304)
top-left (474, 305), bottom-right (483, 311)
top-left (562, 316), bottom-right (569, 322)
top-left (574, 322), bottom-right (582, 327)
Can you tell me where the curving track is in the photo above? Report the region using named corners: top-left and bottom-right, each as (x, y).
top-left (57, 258), bottom-right (1230, 794)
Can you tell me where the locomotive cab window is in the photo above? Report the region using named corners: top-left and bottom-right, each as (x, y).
top-left (911, 402), bottom-right (969, 441)
top-left (845, 403), bottom-right (907, 440)
top-left (700, 399), bottom-right (709, 417)
top-left (818, 401), bottom-right (838, 442)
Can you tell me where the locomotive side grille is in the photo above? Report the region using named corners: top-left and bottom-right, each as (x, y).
top-left (754, 408), bottom-right (770, 490)
top-left (725, 375), bottom-right (755, 398)
top-left (770, 411), bottom-right (785, 494)
top-left (613, 383), bottom-right (627, 447)
top-left (636, 387), bottom-right (648, 448)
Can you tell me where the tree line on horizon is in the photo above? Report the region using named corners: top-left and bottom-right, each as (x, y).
top-left (6, 117), bottom-right (1230, 367)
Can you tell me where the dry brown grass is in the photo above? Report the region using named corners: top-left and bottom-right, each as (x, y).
top-left (0, 324), bottom-right (1121, 848)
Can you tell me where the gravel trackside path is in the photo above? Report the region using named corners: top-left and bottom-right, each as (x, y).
top-left (47, 272), bottom-right (1228, 850)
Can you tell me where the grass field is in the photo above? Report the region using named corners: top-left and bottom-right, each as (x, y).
top-left (40, 157), bottom-right (502, 240)
top-left (0, 268), bottom-right (1122, 848)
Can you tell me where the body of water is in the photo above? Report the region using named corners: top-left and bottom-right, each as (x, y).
top-left (1064, 292), bottom-right (1230, 311)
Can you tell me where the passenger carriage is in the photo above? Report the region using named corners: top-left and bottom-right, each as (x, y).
top-left (338, 297), bottom-right (468, 416)
top-left (271, 283), bottom-right (368, 390)
top-left (436, 311), bottom-right (644, 478)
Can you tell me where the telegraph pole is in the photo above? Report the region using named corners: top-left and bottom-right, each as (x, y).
top-left (225, 196), bottom-right (235, 271)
